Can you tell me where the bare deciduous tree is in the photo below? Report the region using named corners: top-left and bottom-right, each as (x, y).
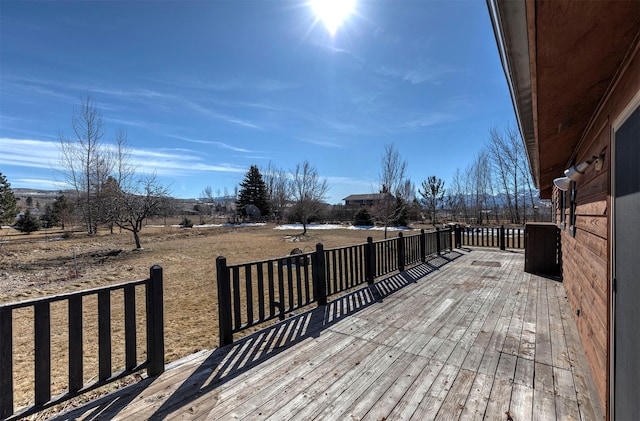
top-left (58, 96), bottom-right (110, 235)
top-left (289, 160), bottom-right (329, 236)
top-left (199, 185), bottom-right (215, 222)
top-left (486, 124), bottom-right (535, 224)
top-left (263, 161), bottom-right (290, 222)
top-left (466, 151), bottom-right (492, 225)
top-left (376, 144), bottom-right (408, 238)
top-left (110, 173), bottom-right (171, 249)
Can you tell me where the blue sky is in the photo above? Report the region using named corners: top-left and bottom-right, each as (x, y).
top-left (0, 0), bottom-right (515, 204)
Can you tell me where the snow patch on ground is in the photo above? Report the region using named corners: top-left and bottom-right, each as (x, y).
top-left (273, 224), bottom-right (412, 231)
top-left (168, 223), bottom-right (267, 228)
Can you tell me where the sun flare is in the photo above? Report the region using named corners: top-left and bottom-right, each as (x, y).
top-left (310, 0), bottom-right (355, 36)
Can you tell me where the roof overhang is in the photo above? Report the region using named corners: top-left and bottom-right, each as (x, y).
top-left (488, 0), bottom-right (640, 198)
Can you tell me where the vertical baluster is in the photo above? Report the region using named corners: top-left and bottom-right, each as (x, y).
top-left (277, 258), bottom-right (285, 317)
top-left (286, 257), bottom-right (294, 310)
top-left (303, 255), bottom-right (310, 304)
top-left (34, 302), bottom-right (51, 405)
top-left (68, 295), bottom-right (83, 391)
top-left (232, 267), bottom-right (241, 331)
top-left (267, 261), bottom-right (275, 318)
top-left (257, 263), bottom-right (265, 322)
top-left (295, 256), bottom-right (302, 307)
top-left (336, 250), bottom-right (341, 292)
top-left (0, 308), bottom-right (13, 418)
top-left (98, 290), bottom-right (111, 381)
top-left (245, 265), bottom-right (253, 325)
top-left (124, 285), bottom-right (136, 371)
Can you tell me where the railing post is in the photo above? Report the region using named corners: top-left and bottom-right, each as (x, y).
top-left (312, 243), bottom-right (327, 306)
top-left (454, 224), bottom-right (462, 248)
top-left (366, 237), bottom-right (375, 285)
top-left (500, 225), bottom-right (506, 250)
top-left (420, 229), bottom-right (426, 262)
top-left (216, 257), bottom-right (234, 347)
top-left (0, 308), bottom-right (12, 419)
top-left (398, 232), bottom-right (405, 272)
top-left (146, 265), bottom-right (164, 376)
top-left (436, 227), bottom-right (441, 255)
top-left (449, 227), bottom-right (454, 251)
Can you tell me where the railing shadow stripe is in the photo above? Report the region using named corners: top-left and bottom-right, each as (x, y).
top-left (49, 251), bottom-right (464, 420)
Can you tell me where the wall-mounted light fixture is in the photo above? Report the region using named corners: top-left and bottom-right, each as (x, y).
top-left (553, 153), bottom-right (605, 191)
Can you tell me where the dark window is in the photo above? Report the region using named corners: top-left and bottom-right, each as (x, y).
top-left (569, 181), bottom-right (577, 237)
top-left (560, 189), bottom-right (566, 229)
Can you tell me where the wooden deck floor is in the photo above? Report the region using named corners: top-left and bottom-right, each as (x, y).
top-left (53, 249), bottom-right (604, 420)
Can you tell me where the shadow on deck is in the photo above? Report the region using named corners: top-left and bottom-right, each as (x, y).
top-left (53, 249), bottom-right (603, 420)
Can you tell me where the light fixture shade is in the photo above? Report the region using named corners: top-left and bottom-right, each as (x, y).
top-left (553, 177), bottom-right (571, 191)
top-left (564, 160), bottom-right (591, 181)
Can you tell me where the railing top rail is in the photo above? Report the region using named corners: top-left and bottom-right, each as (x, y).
top-left (323, 241), bottom-right (367, 253)
top-left (225, 252), bottom-right (314, 269)
top-left (0, 277), bottom-right (150, 311)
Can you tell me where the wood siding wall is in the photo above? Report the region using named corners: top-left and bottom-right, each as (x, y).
top-left (553, 39), bottom-right (640, 417)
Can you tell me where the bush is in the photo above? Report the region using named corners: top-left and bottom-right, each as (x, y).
top-left (180, 217), bottom-right (193, 228)
top-left (353, 208), bottom-right (374, 226)
top-left (15, 209), bottom-right (41, 233)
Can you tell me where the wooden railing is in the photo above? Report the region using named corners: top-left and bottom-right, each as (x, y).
top-left (216, 228), bottom-right (452, 346)
top-left (452, 225), bottom-right (524, 250)
top-left (0, 266), bottom-right (165, 421)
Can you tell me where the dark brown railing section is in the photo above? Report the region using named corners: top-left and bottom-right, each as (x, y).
top-left (217, 228), bottom-right (452, 346)
top-left (454, 225), bottom-right (524, 249)
top-left (373, 236), bottom-right (399, 276)
top-left (324, 242), bottom-right (368, 297)
top-left (216, 252), bottom-right (316, 344)
top-left (0, 266), bottom-right (164, 421)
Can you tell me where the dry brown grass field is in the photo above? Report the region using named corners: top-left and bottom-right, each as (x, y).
top-left (1, 222), bottom-right (418, 414)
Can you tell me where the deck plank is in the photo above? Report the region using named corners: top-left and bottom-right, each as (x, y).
top-left (52, 249), bottom-right (604, 421)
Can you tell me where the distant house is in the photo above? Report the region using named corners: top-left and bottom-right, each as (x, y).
top-left (343, 193), bottom-right (392, 207)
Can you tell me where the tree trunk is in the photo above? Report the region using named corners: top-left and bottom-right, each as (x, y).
top-left (133, 230), bottom-right (141, 249)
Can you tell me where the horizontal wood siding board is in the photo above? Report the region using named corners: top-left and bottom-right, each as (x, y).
top-left (564, 234), bottom-right (608, 292)
top-left (573, 228), bottom-right (608, 261)
top-left (562, 239), bottom-right (608, 329)
top-left (574, 215), bottom-right (608, 239)
top-left (561, 236), bottom-right (608, 409)
top-left (575, 193), bottom-right (607, 216)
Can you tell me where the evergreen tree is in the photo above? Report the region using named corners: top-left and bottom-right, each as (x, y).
top-left (15, 209), bottom-right (40, 233)
top-left (41, 204), bottom-right (58, 228)
top-left (52, 194), bottom-right (73, 230)
top-left (237, 165), bottom-right (270, 218)
top-left (353, 207), bottom-right (374, 226)
top-left (419, 176), bottom-right (446, 224)
top-left (0, 172), bottom-right (18, 226)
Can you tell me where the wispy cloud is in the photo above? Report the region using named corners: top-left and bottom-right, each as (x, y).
top-left (300, 138), bottom-right (345, 148)
top-left (167, 134), bottom-right (253, 153)
top-left (14, 178), bottom-right (67, 189)
top-left (0, 138), bottom-right (59, 169)
top-left (4, 76), bottom-right (264, 131)
top-left (0, 137), bottom-right (247, 181)
top-left (402, 112), bottom-right (453, 128)
top-left (377, 61), bottom-right (456, 85)
top-left (149, 76), bottom-right (297, 93)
